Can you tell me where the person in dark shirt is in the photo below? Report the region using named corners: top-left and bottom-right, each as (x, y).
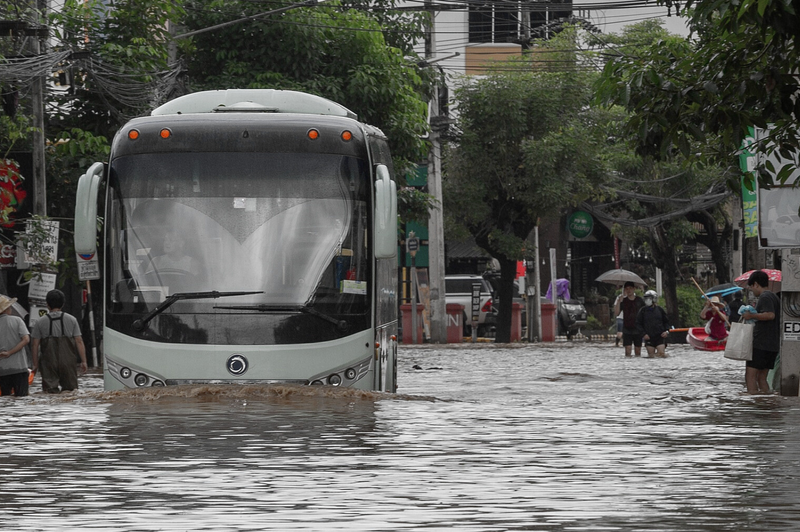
top-left (741, 270), bottom-right (781, 394)
top-left (636, 290), bottom-right (671, 358)
top-left (613, 281), bottom-right (645, 357)
top-left (727, 291), bottom-right (744, 319)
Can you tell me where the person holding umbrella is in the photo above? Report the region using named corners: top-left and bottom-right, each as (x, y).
top-left (613, 281), bottom-right (645, 357)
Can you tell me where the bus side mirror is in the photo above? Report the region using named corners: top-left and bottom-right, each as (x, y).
top-left (374, 164), bottom-right (397, 259)
top-left (74, 162), bottom-right (104, 269)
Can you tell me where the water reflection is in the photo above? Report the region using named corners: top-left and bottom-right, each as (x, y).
top-left (1, 343), bottom-right (800, 530)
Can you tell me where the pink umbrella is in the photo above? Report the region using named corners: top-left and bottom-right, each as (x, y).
top-left (734, 269), bottom-right (781, 292)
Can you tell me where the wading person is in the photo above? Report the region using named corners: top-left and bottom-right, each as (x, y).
top-left (613, 281), bottom-right (644, 357)
top-left (0, 295), bottom-right (31, 397)
top-left (636, 290), bottom-right (671, 358)
top-left (31, 290), bottom-right (87, 393)
top-left (728, 291), bottom-right (744, 319)
top-left (741, 270), bottom-right (781, 394)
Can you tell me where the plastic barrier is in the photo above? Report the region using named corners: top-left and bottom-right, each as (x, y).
top-left (511, 302), bottom-right (523, 342)
top-left (541, 302), bottom-right (557, 342)
top-left (446, 303), bottom-right (464, 343)
top-left (400, 304), bottom-right (424, 344)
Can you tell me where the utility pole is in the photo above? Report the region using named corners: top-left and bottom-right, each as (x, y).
top-left (31, 0), bottom-right (47, 216)
top-left (424, 1), bottom-right (447, 343)
top-left (531, 226), bottom-right (542, 341)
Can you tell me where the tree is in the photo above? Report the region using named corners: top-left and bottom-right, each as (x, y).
top-left (589, 21), bottom-right (736, 325)
top-left (182, 0), bottom-right (432, 180)
top-left (444, 30), bottom-right (610, 343)
top-left (48, 0), bottom-right (185, 140)
top-left (584, 155), bottom-right (730, 326)
top-left (595, 0), bottom-right (800, 185)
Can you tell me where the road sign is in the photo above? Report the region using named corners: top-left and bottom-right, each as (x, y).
top-left (407, 236), bottom-right (419, 257)
top-left (471, 282), bottom-right (481, 324)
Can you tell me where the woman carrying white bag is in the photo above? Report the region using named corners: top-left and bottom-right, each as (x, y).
top-left (741, 270), bottom-right (781, 394)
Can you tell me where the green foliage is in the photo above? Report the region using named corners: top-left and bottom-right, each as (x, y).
top-left (0, 114), bottom-right (35, 158)
top-left (446, 29), bottom-right (611, 262)
top-left (182, 0), bottom-right (432, 176)
top-left (46, 129), bottom-right (110, 220)
top-left (595, 8), bottom-right (800, 185)
top-left (586, 314), bottom-right (603, 330)
top-left (588, 20), bottom-right (734, 324)
top-left (445, 27), bottom-right (613, 342)
top-left (398, 188), bottom-right (434, 226)
top-left (48, 0), bottom-right (185, 139)
top-left (676, 283), bottom-right (705, 328)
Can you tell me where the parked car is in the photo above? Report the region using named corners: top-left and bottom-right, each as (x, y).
top-left (445, 275), bottom-right (497, 337)
top-left (542, 297), bottom-right (588, 339)
top-left (767, 214), bottom-right (800, 244)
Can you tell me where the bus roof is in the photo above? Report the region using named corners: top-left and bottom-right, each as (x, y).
top-left (151, 89), bottom-right (358, 120)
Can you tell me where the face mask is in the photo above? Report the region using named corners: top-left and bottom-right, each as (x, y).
top-left (644, 298), bottom-right (653, 307)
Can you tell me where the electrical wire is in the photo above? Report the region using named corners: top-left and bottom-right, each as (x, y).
top-left (0, 50), bottom-right (71, 85)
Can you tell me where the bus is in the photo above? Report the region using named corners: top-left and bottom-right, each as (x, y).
top-left (73, 89), bottom-right (398, 392)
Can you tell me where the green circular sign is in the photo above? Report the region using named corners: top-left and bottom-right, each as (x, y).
top-left (567, 211), bottom-right (594, 239)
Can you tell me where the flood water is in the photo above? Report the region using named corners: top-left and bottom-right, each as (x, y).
top-left (2, 342), bottom-right (800, 531)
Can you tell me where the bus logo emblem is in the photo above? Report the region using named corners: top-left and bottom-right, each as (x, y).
top-left (226, 354), bottom-right (248, 376)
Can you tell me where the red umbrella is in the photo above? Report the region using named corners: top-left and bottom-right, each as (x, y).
top-left (734, 269), bottom-right (782, 292)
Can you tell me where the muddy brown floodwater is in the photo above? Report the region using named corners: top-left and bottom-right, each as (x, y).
top-left (1, 342), bottom-right (799, 531)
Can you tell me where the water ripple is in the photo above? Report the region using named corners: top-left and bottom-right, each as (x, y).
top-left (2, 343), bottom-right (800, 530)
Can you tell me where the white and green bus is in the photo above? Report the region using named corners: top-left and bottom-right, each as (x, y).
top-left (74, 90), bottom-right (398, 392)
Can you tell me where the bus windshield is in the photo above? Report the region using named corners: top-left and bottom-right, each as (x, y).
top-left (108, 152), bottom-right (371, 309)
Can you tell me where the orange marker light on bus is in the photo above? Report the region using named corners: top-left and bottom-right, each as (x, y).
top-left (307, 129), bottom-right (320, 140)
top-left (128, 129), bottom-right (140, 140)
top-left (160, 128), bottom-right (172, 139)
top-left (341, 130), bottom-right (352, 142)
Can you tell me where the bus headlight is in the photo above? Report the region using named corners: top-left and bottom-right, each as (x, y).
top-left (328, 374), bottom-right (342, 386)
top-left (120, 367), bottom-right (132, 379)
top-left (151, 380), bottom-right (165, 387)
top-left (344, 368), bottom-right (357, 380)
top-left (134, 373), bottom-right (148, 386)
top-left (311, 380), bottom-right (324, 385)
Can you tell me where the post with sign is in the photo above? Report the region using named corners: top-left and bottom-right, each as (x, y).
top-left (471, 281), bottom-right (481, 343)
top-left (407, 232), bottom-right (420, 344)
top-left (781, 248), bottom-right (800, 395)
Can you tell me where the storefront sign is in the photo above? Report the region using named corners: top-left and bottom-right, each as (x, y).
top-left (567, 211), bottom-right (594, 239)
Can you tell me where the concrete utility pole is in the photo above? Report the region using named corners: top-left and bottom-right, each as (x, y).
top-left (31, 0), bottom-right (47, 216)
top-left (780, 248), bottom-right (799, 396)
top-left (424, 1), bottom-right (447, 343)
top-left (529, 226), bottom-right (542, 341)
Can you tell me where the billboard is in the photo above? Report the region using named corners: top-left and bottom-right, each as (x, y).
top-left (743, 128), bottom-right (800, 248)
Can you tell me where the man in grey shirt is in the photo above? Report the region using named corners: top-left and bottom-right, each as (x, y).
top-left (0, 295), bottom-right (30, 396)
top-left (31, 290), bottom-right (87, 393)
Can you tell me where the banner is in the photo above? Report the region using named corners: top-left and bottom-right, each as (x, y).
top-left (738, 129), bottom-right (759, 239)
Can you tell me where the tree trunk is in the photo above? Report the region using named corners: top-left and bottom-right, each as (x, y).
top-left (494, 257), bottom-right (518, 343)
top-left (649, 225), bottom-right (681, 327)
top-left (687, 209), bottom-right (732, 284)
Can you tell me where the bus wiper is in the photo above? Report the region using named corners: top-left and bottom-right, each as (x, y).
top-left (213, 303), bottom-right (349, 332)
top-left (133, 291), bottom-right (264, 331)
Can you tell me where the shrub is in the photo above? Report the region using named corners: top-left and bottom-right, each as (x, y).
top-left (676, 284), bottom-right (705, 328)
top-left (586, 314), bottom-right (603, 330)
